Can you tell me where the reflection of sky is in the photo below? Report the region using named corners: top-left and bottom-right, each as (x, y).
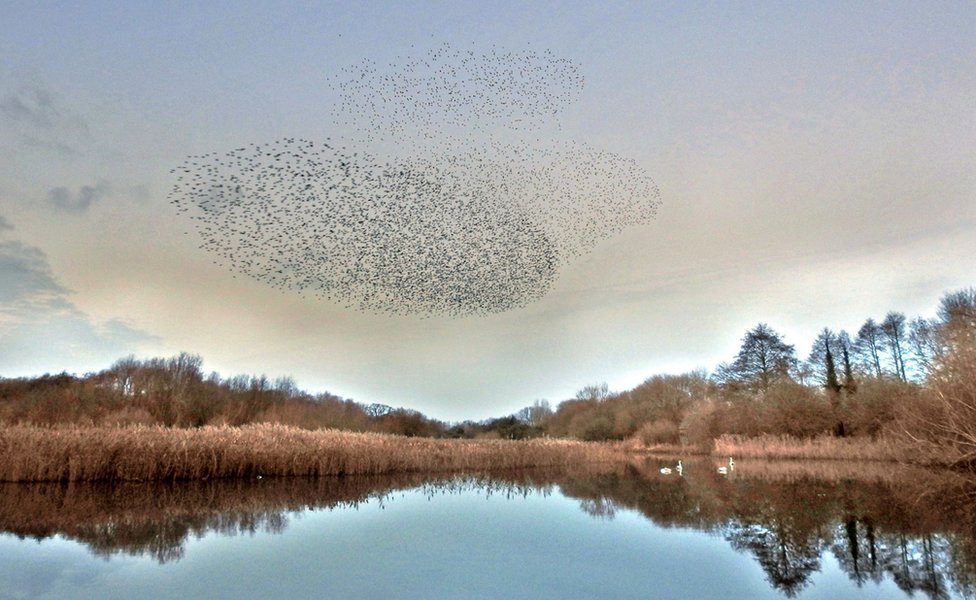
top-left (0, 488), bottom-right (926, 600)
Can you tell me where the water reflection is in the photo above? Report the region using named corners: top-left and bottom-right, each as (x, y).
top-left (0, 472), bottom-right (554, 564)
top-left (584, 459), bottom-right (976, 599)
top-left (3, 460), bottom-right (976, 599)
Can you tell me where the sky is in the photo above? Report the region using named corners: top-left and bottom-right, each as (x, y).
top-left (1, 1), bottom-right (974, 421)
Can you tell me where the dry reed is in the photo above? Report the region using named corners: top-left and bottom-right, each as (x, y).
top-left (716, 457), bottom-right (931, 485)
top-left (0, 424), bottom-right (620, 483)
top-left (712, 433), bottom-right (909, 462)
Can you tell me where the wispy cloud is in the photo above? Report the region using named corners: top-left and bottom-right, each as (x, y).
top-left (0, 240), bottom-right (68, 310)
top-left (46, 180), bottom-right (113, 213)
top-left (0, 84), bottom-right (92, 154)
top-left (0, 238), bottom-right (160, 374)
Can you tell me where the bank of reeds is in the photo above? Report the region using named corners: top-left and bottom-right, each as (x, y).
top-left (712, 433), bottom-right (908, 462)
top-left (716, 457), bottom-right (932, 485)
top-left (0, 424), bottom-right (620, 483)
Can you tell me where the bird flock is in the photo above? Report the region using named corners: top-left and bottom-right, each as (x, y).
top-left (332, 43), bottom-right (585, 140)
top-left (169, 43), bottom-right (660, 316)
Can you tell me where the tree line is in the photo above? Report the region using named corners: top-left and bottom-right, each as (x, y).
top-left (1, 285), bottom-right (973, 466)
top-left (0, 354), bottom-right (444, 437)
top-left (543, 286), bottom-right (976, 468)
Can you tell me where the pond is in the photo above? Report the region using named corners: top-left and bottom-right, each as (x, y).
top-left (2, 458), bottom-right (975, 599)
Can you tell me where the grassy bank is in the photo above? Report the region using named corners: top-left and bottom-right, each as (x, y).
top-left (0, 424), bottom-right (619, 483)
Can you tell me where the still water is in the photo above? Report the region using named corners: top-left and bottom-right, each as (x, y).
top-left (1, 459), bottom-right (975, 599)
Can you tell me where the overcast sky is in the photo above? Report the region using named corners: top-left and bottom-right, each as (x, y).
top-left (1, 2), bottom-right (973, 421)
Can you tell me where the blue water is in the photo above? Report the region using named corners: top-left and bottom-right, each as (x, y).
top-left (0, 464), bottom-right (971, 599)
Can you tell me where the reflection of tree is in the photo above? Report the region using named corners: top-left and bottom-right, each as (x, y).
top-left (556, 461), bottom-right (976, 599)
top-left (0, 474), bottom-right (455, 563)
top-left (0, 467), bottom-right (599, 564)
top-left (724, 519), bottom-right (823, 596)
top-left (718, 477), bottom-right (837, 596)
top-left (3, 460), bottom-right (976, 599)
top-left (831, 517), bottom-right (956, 600)
top-left (876, 533), bottom-right (952, 600)
top-left (949, 533), bottom-right (976, 599)
top-left (830, 516), bottom-right (884, 586)
top-left (578, 497), bottom-right (617, 519)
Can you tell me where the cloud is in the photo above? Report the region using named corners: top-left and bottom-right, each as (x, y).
top-left (0, 240), bottom-right (68, 309)
top-left (0, 238), bottom-right (160, 375)
top-left (46, 180), bottom-right (113, 213)
top-left (0, 84), bottom-right (91, 154)
top-left (0, 216), bottom-right (12, 231)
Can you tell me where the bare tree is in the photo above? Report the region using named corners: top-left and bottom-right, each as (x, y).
top-left (108, 355), bottom-right (140, 396)
top-left (576, 382), bottom-right (611, 402)
top-left (516, 399), bottom-right (552, 427)
top-left (908, 317), bottom-right (937, 378)
top-left (855, 319), bottom-right (885, 378)
top-left (881, 312), bottom-right (908, 382)
top-left (905, 288), bottom-right (976, 468)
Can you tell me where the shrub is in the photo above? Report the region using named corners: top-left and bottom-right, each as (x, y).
top-left (636, 419), bottom-right (680, 445)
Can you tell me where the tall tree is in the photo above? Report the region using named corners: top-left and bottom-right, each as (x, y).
top-left (907, 317), bottom-right (936, 377)
top-left (838, 331), bottom-right (857, 393)
top-left (807, 328), bottom-right (840, 387)
top-left (824, 345), bottom-right (842, 396)
top-left (855, 319), bottom-right (884, 378)
top-left (881, 312), bottom-right (908, 382)
top-left (727, 323), bottom-right (797, 394)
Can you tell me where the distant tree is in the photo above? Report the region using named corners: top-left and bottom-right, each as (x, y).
top-left (483, 415), bottom-right (540, 440)
top-left (938, 287), bottom-right (976, 332)
top-left (626, 371), bottom-right (710, 424)
top-left (543, 398), bottom-right (593, 438)
top-left (108, 355), bottom-right (140, 396)
top-left (364, 403), bottom-right (394, 417)
top-left (515, 399), bottom-right (552, 427)
top-left (726, 324), bottom-right (797, 394)
top-left (881, 312), bottom-right (909, 382)
top-left (575, 382), bottom-right (611, 403)
top-left (272, 376), bottom-right (298, 396)
top-left (712, 361), bottom-right (739, 389)
top-left (378, 408), bottom-right (443, 437)
top-left (794, 362), bottom-right (814, 387)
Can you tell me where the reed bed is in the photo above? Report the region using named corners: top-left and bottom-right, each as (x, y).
top-left (716, 457), bottom-right (932, 485)
top-left (712, 434), bottom-right (909, 462)
top-left (0, 424), bottom-right (620, 483)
